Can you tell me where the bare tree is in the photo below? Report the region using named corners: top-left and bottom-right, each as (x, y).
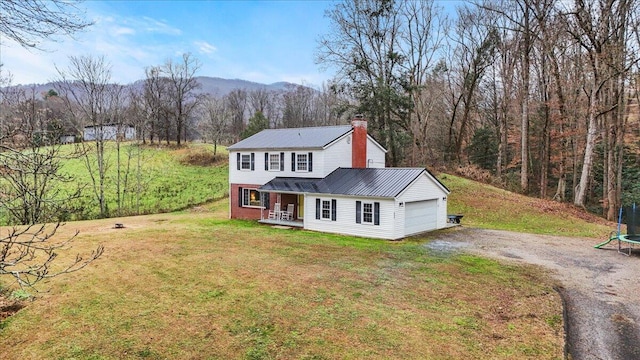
top-left (0, 223), bottom-right (103, 288)
top-left (282, 84), bottom-right (316, 128)
top-left (317, 0), bottom-right (410, 165)
top-left (55, 55), bottom-right (115, 218)
top-left (398, 0), bottom-right (447, 166)
top-left (198, 95), bottom-right (230, 155)
top-left (0, 86), bottom-right (83, 225)
top-left (225, 89), bottom-right (248, 140)
top-left (0, 0), bottom-right (92, 48)
top-left (161, 53), bottom-right (201, 145)
top-left (445, 4), bottom-right (498, 160)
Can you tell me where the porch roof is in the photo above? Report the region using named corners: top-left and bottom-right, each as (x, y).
top-left (259, 177), bottom-right (323, 193)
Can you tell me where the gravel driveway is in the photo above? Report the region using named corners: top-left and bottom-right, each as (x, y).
top-left (429, 227), bottom-right (640, 360)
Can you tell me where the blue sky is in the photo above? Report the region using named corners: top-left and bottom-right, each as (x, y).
top-left (1, 1), bottom-right (335, 87)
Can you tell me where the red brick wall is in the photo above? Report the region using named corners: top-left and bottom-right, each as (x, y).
top-left (230, 183), bottom-right (278, 220)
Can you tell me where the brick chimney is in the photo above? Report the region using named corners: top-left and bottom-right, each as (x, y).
top-left (351, 115), bottom-right (368, 168)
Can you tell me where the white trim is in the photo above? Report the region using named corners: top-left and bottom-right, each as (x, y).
top-left (362, 201), bottom-right (374, 224)
top-left (240, 154), bottom-right (252, 171)
top-left (242, 188), bottom-right (262, 208)
top-left (320, 199), bottom-right (332, 220)
top-left (268, 153), bottom-right (281, 171)
top-left (295, 153), bottom-right (309, 172)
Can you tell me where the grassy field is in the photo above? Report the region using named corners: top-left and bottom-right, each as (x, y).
top-left (443, 174), bottom-right (614, 238)
top-left (0, 197), bottom-right (565, 359)
top-left (0, 142), bottom-right (229, 224)
top-left (2, 172), bottom-right (615, 359)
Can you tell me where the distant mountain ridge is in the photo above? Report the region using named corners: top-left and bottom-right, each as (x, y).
top-left (5, 76), bottom-right (304, 99)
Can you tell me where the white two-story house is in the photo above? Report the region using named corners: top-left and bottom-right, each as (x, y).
top-left (228, 118), bottom-right (450, 240)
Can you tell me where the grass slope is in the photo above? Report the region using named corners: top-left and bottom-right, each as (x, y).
top-left (0, 199), bottom-right (564, 359)
top-left (443, 174), bottom-right (614, 238)
top-left (46, 143), bottom-right (229, 221)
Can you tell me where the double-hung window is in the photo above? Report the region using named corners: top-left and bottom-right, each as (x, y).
top-left (315, 198), bottom-right (337, 221)
top-left (241, 154), bottom-right (252, 170)
top-left (291, 152), bottom-right (313, 172)
top-left (265, 152), bottom-right (284, 171)
top-left (297, 154), bottom-right (308, 171)
top-left (356, 201), bottom-right (380, 225)
top-left (269, 154), bottom-right (280, 170)
top-left (321, 200), bottom-right (331, 219)
top-left (362, 202), bottom-right (374, 224)
top-left (237, 152), bottom-right (255, 171)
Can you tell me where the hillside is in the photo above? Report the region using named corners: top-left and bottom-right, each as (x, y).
top-left (5, 76), bottom-right (309, 99)
top-left (443, 173), bottom-right (613, 238)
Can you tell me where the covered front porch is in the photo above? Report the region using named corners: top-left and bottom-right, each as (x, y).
top-left (257, 192), bottom-right (305, 227)
top-left (257, 177), bottom-right (320, 228)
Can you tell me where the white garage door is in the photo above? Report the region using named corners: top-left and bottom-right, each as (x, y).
top-left (405, 200), bottom-right (438, 235)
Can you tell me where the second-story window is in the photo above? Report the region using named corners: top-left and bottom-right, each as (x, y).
top-left (241, 154), bottom-right (252, 170)
top-left (291, 152), bottom-right (313, 172)
top-left (269, 153), bottom-right (280, 170)
top-left (296, 153), bottom-right (308, 171)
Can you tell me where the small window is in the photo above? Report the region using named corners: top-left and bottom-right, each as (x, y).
top-left (322, 200), bottom-right (331, 219)
top-left (241, 154), bottom-right (251, 170)
top-left (269, 153), bottom-right (280, 171)
top-left (297, 153), bottom-right (308, 172)
top-left (356, 201), bottom-right (380, 225)
top-left (363, 202), bottom-right (373, 224)
top-left (316, 198), bottom-right (336, 221)
top-left (242, 188), bottom-right (261, 207)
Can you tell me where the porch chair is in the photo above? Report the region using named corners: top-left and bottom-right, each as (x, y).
top-left (282, 204), bottom-right (294, 221)
top-left (268, 203), bottom-right (281, 220)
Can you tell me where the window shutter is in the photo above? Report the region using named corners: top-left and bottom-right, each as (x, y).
top-left (291, 152), bottom-right (296, 171)
top-left (250, 153), bottom-right (255, 171)
top-left (356, 201), bottom-right (362, 224)
top-left (331, 199), bottom-right (337, 221)
top-left (238, 187), bottom-right (243, 207)
top-left (315, 198), bottom-right (321, 219)
top-left (308, 152), bottom-right (313, 172)
top-left (262, 192), bottom-right (270, 209)
top-left (236, 153), bottom-right (240, 170)
top-left (265, 153), bottom-right (269, 171)
top-left (374, 202), bottom-right (380, 225)
top-left (280, 152), bottom-right (285, 171)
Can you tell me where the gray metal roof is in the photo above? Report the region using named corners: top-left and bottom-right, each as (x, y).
top-left (313, 168), bottom-right (428, 198)
top-left (259, 177), bottom-right (323, 193)
top-left (259, 168), bottom-right (449, 198)
top-left (228, 125), bottom-right (352, 150)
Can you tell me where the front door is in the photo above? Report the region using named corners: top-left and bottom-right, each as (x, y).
top-left (298, 194), bottom-right (304, 219)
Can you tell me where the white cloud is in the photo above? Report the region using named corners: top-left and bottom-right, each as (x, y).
top-left (140, 16), bottom-right (182, 36)
top-left (113, 27), bottom-right (136, 36)
top-left (194, 41), bottom-right (217, 54)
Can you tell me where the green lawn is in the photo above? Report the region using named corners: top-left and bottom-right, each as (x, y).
top-left (443, 174), bottom-right (613, 238)
top-left (20, 142), bottom-right (230, 222)
top-left (0, 200), bottom-right (564, 359)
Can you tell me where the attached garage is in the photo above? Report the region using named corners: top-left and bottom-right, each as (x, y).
top-left (274, 167), bottom-right (450, 240)
top-left (404, 199), bottom-right (438, 235)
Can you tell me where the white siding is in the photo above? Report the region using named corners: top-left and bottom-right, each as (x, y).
top-left (229, 135), bottom-right (388, 185)
top-left (303, 195), bottom-right (397, 240)
top-left (366, 136), bottom-right (386, 168)
top-left (322, 135), bottom-right (354, 174)
top-left (229, 149), bottom-right (327, 185)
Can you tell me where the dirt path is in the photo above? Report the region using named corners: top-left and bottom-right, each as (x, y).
top-left (429, 227), bottom-right (640, 360)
